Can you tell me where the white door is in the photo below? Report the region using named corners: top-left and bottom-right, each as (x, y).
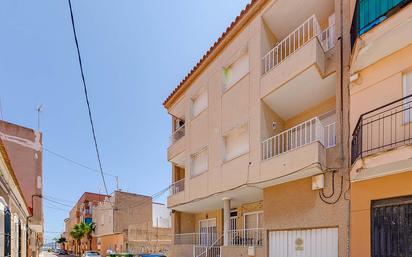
top-left (199, 218), bottom-right (217, 245)
top-left (269, 228), bottom-right (338, 257)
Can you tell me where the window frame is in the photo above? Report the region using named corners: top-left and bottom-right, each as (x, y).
top-left (191, 88), bottom-right (208, 119)
top-left (190, 146), bottom-right (208, 178)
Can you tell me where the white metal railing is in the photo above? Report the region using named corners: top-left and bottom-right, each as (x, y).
top-left (228, 228), bottom-right (263, 246)
top-left (174, 233), bottom-right (219, 246)
top-left (169, 124), bottom-right (185, 145)
top-left (194, 246), bottom-right (221, 257)
top-left (262, 15), bottom-right (336, 74)
top-left (262, 117), bottom-right (325, 160)
top-left (169, 179), bottom-right (185, 196)
top-left (324, 122), bottom-right (336, 148)
top-left (194, 234), bottom-right (222, 257)
top-left (318, 24), bottom-right (335, 52)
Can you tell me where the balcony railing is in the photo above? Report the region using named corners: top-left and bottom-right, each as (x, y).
top-left (228, 228), bottom-right (263, 247)
top-left (174, 233), bottom-right (220, 246)
top-left (193, 246), bottom-right (221, 257)
top-left (350, 0), bottom-right (411, 47)
top-left (262, 117), bottom-right (326, 160)
top-left (169, 179), bottom-right (185, 196)
top-left (351, 95), bottom-right (412, 164)
top-left (169, 124), bottom-right (185, 145)
top-left (262, 15), bottom-right (335, 74)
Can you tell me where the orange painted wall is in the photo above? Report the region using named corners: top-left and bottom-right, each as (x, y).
top-left (350, 171), bottom-right (412, 257)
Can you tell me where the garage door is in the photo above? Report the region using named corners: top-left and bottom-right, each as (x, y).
top-left (372, 196), bottom-right (412, 257)
top-left (269, 228), bottom-right (338, 257)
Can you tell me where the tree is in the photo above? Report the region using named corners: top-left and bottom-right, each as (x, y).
top-left (80, 221), bottom-right (96, 251)
top-left (56, 237), bottom-right (67, 249)
top-left (70, 224), bottom-right (84, 255)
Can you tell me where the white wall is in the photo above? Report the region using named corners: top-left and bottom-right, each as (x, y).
top-left (152, 203), bottom-right (171, 228)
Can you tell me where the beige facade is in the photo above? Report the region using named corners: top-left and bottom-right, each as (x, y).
top-left (64, 192), bottom-right (108, 254)
top-left (92, 191), bottom-right (171, 256)
top-left (0, 121), bottom-right (44, 257)
top-left (0, 136), bottom-right (31, 257)
top-left (349, 1), bottom-right (412, 257)
top-left (164, 0), bottom-right (352, 256)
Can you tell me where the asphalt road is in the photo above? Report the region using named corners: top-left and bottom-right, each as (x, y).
top-left (40, 251), bottom-right (77, 257)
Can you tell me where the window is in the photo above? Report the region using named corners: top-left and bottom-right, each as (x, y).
top-left (244, 211), bottom-right (263, 229)
top-left (0, 199), bottom-right (9, 257)
top-left (222, 53), bottom-right (249, 91)
top-left (84, 218), bottom-right (92, 224)
top-left (403, 70), bottom-right (412, 123)
top-left (224, 125), bottom-right (249, 161)
top-left (191, 147), bottom-right (208, 177)
top-left (191, 89), bottom-right (208, 117)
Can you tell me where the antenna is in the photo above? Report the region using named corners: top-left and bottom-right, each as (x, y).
top-left (36, 104), bottom-right (44, 131)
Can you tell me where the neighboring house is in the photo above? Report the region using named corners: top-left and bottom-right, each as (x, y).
top-left (349, 1), bottom-right (412, 256)
top-left (0, 121), bottom-right (44, 257)
top-left (163, 0), bottom-right (350, 257)
top-left (92, 191), bottom-right (171, 256)
top-left (0, 133), bottom-right (33, 257)
top-left (64, 192), bottom-right (108, 254)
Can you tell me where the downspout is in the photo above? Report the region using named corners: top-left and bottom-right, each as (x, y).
top-left (27, 194), bottom-right (42, 257)
top-left (338, 0), bottom-right (351, 256)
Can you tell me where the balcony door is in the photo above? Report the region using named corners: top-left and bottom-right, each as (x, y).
top-left (199, 218), bottom-right (217, 245)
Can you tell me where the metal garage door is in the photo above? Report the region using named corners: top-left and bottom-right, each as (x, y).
top-left (269, 228), bottom-right (338, 257)
top-left (372, 196), bottom-right (412, 257)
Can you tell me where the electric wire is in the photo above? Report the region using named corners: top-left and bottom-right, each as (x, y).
top-left (43, 147), bottom-right (117, 177)
top-left (43, 196), bottom-right (73, 208)
top-left (66, 0), bottom-right (110, 196)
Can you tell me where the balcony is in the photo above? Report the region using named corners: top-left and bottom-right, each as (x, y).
top-left (262, 15), bottom-right (334, 75)
top-left (350, 0), bottom-right (412, 72)
top-left (262, 117), bottom-right (335, 160)
top-left (174, 233), bottom-right (220, 246)
top-left (261, 15), bottom-right (336, 120)
top-left (169, 179), bottom-right (185, 196)
top-left (351, 95), bottom-right (412, 180)
top-left (260, 117), bottom-right (334, 186)
top-left (168, 125), bottom-right (186, 162)
top-left (228, 228), bottom-right (263, 247)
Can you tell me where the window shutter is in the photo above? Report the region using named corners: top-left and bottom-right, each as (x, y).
top-left (191, 148), bottom-right (208, 177)
top-left (223, 53), bottom-right (249, 91)
top-left (224, 126), bottom-right (249, 161)
top-left (192, 90), bottom-right (208, 117)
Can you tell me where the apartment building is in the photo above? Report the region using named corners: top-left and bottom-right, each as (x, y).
top-left (0, 121), bottom-right (44, 257)
top-left (349, 0), bottom-right (412, 256)
top-left (164, 0), bottom-right (351, 257)
top-left (0, 137), bottom-right (32, 257)
top-left (92, 191), bottom-right (171, 256)
top-left (64, 192), bottom-right (108, 253)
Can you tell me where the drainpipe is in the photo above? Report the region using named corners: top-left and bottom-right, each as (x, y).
top-left (27, 194), bottom-right (42, 257)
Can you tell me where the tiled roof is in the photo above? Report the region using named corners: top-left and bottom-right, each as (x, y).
top-left (163, 0), bottom-right (265, 108)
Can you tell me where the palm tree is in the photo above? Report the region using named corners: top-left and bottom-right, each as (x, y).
top-left (80, 221), bottom-right (96, 251)
top-left (70, 224), bottom-right (84, 255)
top-left (56, 237), bottom-right (67, 250)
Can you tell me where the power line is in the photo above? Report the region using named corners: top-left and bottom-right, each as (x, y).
top-left (43, 196), bottom-right (73, 208)
top-left (44, 204), bottom-right (70, 212)
top-left (43, 147), bottom-right (117, 177)
top-left (42, 194), bottom-right (75, 205)
top-left (67, 0), bottom-right (110, 196)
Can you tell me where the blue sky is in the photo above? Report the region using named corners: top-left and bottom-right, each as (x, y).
top-left (0, 0), bottom-right (250, 242)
